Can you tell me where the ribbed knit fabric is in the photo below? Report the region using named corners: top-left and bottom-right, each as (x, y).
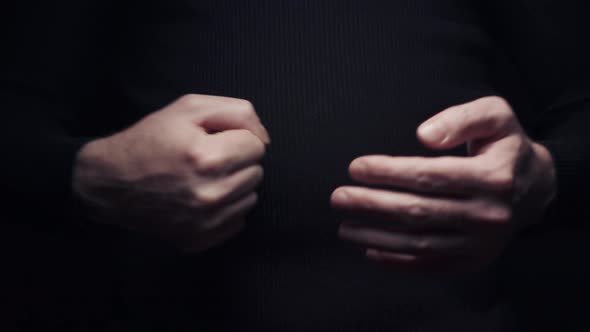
top-left (3, 1), bottom-right (590, 331)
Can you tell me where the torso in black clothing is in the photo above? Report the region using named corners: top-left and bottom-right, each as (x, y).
top-left (70, 1), bottom-right (529, 331)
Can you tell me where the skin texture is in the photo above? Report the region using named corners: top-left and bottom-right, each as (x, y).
top-left (331, 96), bottom-right (557, 273)
top-left (74, 94), bottom-right (555, 273)
top-left (72, 94), bottom-right (270, 252)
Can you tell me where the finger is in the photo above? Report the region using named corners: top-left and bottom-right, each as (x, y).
top-left (177, 192), bottom-right (258, 251)
top-left (365, 249), bottom-right (478, 275)
top-left (366, 249), bottom-right (421, 273)
top-left (349, 155), bottom-right (501, 195)
top-left (191, 95), bottom-right (271, 144)
top-left (367, 249), bottom-right (416, 263)
top-left (192, 165), bottom-right (264, 208)
top-left (182, 217), bottom-right (247, 253)
top-left (331, 186), bottom-right (511, 230)
top-left (339, 222), bottom-right (469, 256)
top-left (200, 192), bottom-right (258, 231)
top-left (417, 96), bottom-right (520, 150)
top-left (194, 130), bottom-right (266, 175)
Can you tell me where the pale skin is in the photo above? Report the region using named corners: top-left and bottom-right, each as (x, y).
top-left (74, 95), bottom-right (556, 272)
top-left (331, 96), bottom-right (556, 273)
top-left (73, 94), bottom-right (270, 252)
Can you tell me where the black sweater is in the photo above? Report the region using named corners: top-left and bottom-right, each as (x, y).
top-left (3, 1), bottom-right (590, 331)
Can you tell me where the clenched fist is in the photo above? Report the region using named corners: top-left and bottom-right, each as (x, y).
top-left (73, 94), bottom-right (270, 252)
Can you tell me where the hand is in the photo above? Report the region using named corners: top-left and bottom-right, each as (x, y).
top-left (73, 94), bottom-right (270, 252)
top-left (331, 96), bottom-right (556, 273)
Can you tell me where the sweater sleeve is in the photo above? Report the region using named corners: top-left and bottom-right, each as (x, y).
top-left (2, 1), bottom-right (117, 214)
top-left (488, 1), bottom-right (590, 225)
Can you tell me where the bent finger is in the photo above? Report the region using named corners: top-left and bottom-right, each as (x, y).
top-left (194, 130), bottom-right (266, 175)
top-left (339, 222), bottom-right (469, 256)
top-left (192, 165), bottom-right (264, 208)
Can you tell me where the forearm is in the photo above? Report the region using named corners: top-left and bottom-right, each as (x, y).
top-left (2, 90), bottom-right (94, 212)
top-left (3, 0), bottom-right (119, 209)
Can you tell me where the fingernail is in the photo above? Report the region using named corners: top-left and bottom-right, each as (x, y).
top-left (337, 189), bottom-right (350, 202)
top-left (418, 122), bottom-right (446, 143)
top-left (259, 124), bottom-right (271, 144)
top-left (332, 189), bottom-right (350, 204)
top-left (350, 158), bottom-right (368, 174)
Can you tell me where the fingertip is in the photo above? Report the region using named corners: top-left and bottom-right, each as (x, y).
top-left (330, 187), bottom-right (350, 207)
top-left (348, 157), bottom-right (368, 178)
top-left (258, 124), bottom-right (271, 144)
top-left (366, 248), bottom-right (381, 260)
top-left (337, 222), bottom-right (353, 239)
top-left (418, 126), bottom-right (462, 151)
top-left (366, 249), bottom-right (418, 263)
top-left (417, 122), bottom-right (447, 146)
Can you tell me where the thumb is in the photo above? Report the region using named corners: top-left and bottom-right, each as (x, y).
top-left (416, 96), bottom-right (519, 150)
top-left (201, 110), bottom-right (270, 145)
top-left (194, 98), bottom-right (270, 144)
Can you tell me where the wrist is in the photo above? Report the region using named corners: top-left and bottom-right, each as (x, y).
top-left (72, 137), bottom-right (118, 200)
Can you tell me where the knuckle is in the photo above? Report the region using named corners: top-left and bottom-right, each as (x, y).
top-left (484, 169), bottom-right (514, 194)
top-left (178, 94), bottom-right (202, 107)
top-left (252, 165), bottom-right (265, 181)
top-left (482, 206), bottom-right (512, 224)
top-left (235, 109), bottom-right (257, 126)
top-left (496, 109), bottom-right (515, 127)
top-left (250, 134), bottom-right (267, 155)
top-left (245, 166), bottom-right (265, 188)
top-left (415, 172), bottom-right (431, 188)
top-left (415, 171), bottom-right (447, 192)
top-left (405, 201), bottom-right (429, 221)
top-left (234, 98), bottom-right (255, 112)
top-left (184, 147), bottom-right (205, 167)
top-left (247, 192), bottom-right (259, 207)
top-left (411, 236), bottom-right (431, 252)
top-left (232, 101), bottom-right (257, 122)
top-left (191, 186), bottom-right (225, 207)
top-left (497, 97), bottom-right (512, 111)
top-left (236, 193), bottom-right (259, 213)
top-left (357, 193), bottom-right (375, 210)
top-left (195, 153), bottom-right (228, 175)
top-left (486, 95), bottom-right (509, 107)
top-left (471, 198), bottom-right (512, 224)
top-left (259, 140), bottom-right (267, 156)
top-left (488, 96), bottom-right (515, 123)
